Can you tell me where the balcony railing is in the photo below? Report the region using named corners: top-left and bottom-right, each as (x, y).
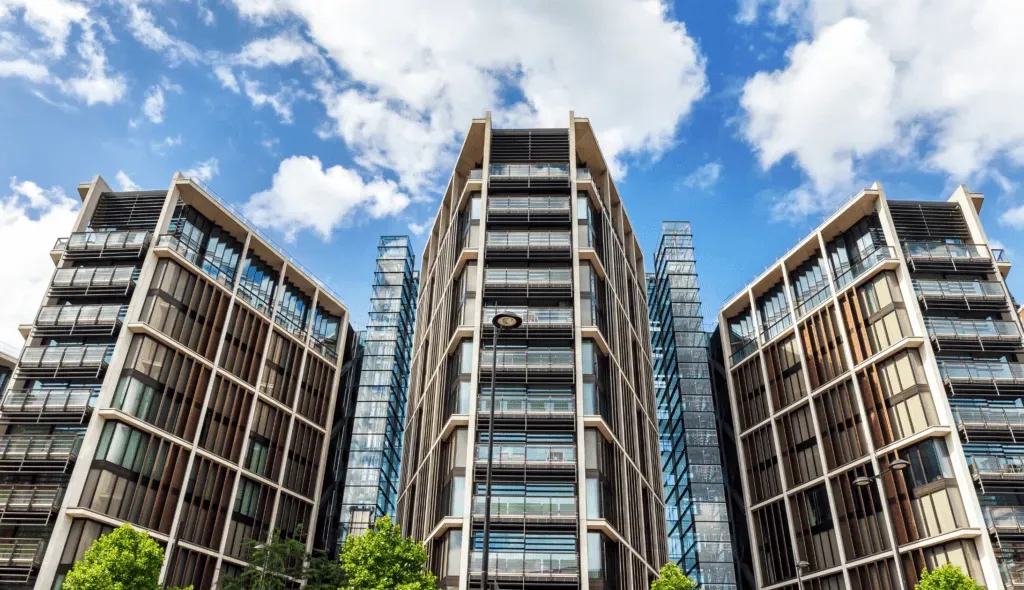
top-left (0, 389), bottom-right (96, 422)
top-left (994, 248), bottom-right (1010, 263)
top-left (914, 279), bottom-right (1006, 300)
top-left (730, 338), bottom-right (757, 365)
top-left (469, 169), bottom-right (483, 180)
top-left (969, 454), bottom-right (1024, 481)
top-left (954, 407), bottom-right (1024, 432)
top-left (155, 235), bottom-right (236, 287)
top-left (486, 231), bottom-right (572, 249)
top-left (480, 349), bottom-right (575, 371)
top-left (478, 394), bottom-right (575, 416)
top-left (470, 551), bottom-right (579, 578)
top-left (57, 231), bottom-right (151, 259)
top-left (471, 496), bottom-right (577, 520)
top-left (33, 304), bottom-right (126, 336)
top-left (489, 164), bottom-right (570, 179)
top-left (577, 168), bottom-right (594, 182)
top-left (475, 444), bottom-right (576, 466)
top-left (482, 307), bottom-right (574, 327)
top-left (760, 313), bottom-right (792, 343)
top-left (926, 318), bottom-right (1022, 341)
top-left (50, 266), bottom-right (139, 297)
top-left (0, 486), bottom-right (62, 524)
top-left (940, 361), bottom-right (1024, 384)
top-left (0, 538), bottom-right (45, 579)
top-left (1001, 562), bottom-right (1024, 589)
top-left (904, 242), bottom-right (991, 261)
top-left (794, 279), bottom-right (833, 318)
top-left (487, 196), bottom-right (571, 214)
top-left (484, 268), bottom-right (572, 287)
top-left (984, 506), bottom-right (1024, 534)
top-left (18, 345), bottom-right (113, 372)
top-left (0, 435), bottom-right (82, 472)
top-left (832, 246), bottom-right (897, 290)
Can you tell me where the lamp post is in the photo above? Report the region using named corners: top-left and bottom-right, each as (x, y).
top-left (854, 458), bottom-right (912, 589)
top-left (480, 311), bottom-right (523, 590)
top-left (254, 543), bottom-right (270, 590)
top-left (796, 560), bottom-right (810, 589)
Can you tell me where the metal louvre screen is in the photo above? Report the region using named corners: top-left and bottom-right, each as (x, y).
top-left (490, 129), bottom-right (569, 164)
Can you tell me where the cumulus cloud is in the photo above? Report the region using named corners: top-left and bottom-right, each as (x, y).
top-left (124, 2), bottom-right (201, 66)
top-left (58, 26), bottom-right (127, 105)
top-left (233, 33), bottom-right (319, 68)
top-left (213, 65), bottom-right (240, 93)
top-left (408, 220), bottom-right (430, 236)
top-left (243, 155), bottom-right (411, 241)
top-left (1000, 205), bottom-right (1024, 230)
top-left (141, 77), bottom-right (183, 124)
top-left (115, 170), bottom-right (140, 191)
top-left (680, 161), bottom-right (723, 191)
top-left (0, 59), bottom-right (50, 82)
top-left (241, 77), bottom-right (308, 123)
top-left (0, 178), bottom-right (80, 345)
top-left (181, 157), bottom-right (219, 183)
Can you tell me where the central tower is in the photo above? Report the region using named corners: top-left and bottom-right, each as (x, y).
top-left (397, 113), bottom-right (666, 590)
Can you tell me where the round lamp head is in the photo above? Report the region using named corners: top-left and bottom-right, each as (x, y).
top-left (492, 312), bottom-right (523, 330)
top-left (890, 458), bottom-right (911, 471)
top-left (853, 476), bottom-right (874, 487)
top-left (796, 561), bottom-right (810, 569)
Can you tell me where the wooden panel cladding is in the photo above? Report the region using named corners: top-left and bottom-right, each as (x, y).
top-left (81, 420), bottom-right (189, 534)
top-left (732, 357), bottom-right (769, 431)
top-left (791, 484), bottom-right (841, 572)
top-left (141, 258), bottom-right (230, 360)
top-left (165, 547), bottom-right (217, 590)
top-left (262, 331), bottom-right (303, 406)
top-left (276, 494), bottom-right (313, 541)
top-left (221, 304), bottom-right (269, 385)
top-left (814, 379), bottom-right (867, 469)
top-left (900, 538), bottom-right (983, 590)
top-left (224, 477), bottom-right (275, 559)
top-left (858, 349), bottom-right (936, 448)
top-left (113, 334), bottom-right (212, 441)
top-left (283, 421), bottom-right (324, 499)
top-left (743, 424), bottom-right (782, 504)
top-left (839, 271), bottom-right (912, 364)
top-left (830, 463), bottom-right (891, 560)
top-left (800, 305), bottom-right (848, 390)
top-left (178, 455), bottom-right (236, 549)
top-left (764, 335), bottom-right (807, 411)
top-left (199, 376), bottom-right (253, 462)
top-left (801, 573), bottom-right (843, 590)
top-left (753, 500), bottom-right (796, 586)
top-left (778, 404), bottom-right (823, 487)
top-left (848, 559), bottom-right (900, 590)
top-left (245, 401), bottom-right (290, 481)
top-left (297, 354), bottom-right (335, 427)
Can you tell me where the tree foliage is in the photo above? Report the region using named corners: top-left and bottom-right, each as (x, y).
top-left (220, 528), bottom-right (311, 590)
top-left (651, 563), bottom-right (698, 590)
top-left (338, 516), bottom-right (436, 590)
top-left (62, 523), bottom-right (191, 590)
top-left (916, 564), bottom-right (985, 590)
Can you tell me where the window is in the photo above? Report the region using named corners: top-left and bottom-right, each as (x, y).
top-left (247, 440), bottom-right (270, 476)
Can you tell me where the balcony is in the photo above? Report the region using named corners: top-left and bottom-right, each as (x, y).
top-left (32, 304), bottom-right (126, 337)
top-left (483, 269), bottom-right (572, 299)
top-left (730, 338), bottom-right (758, 366)
top-left (472, 496), bottom-right (577, 523)
top-left (984, 506), bottom-right (1024, 544)
top-left (0, 389), bottom-right (96, 424)
top-left (479, 349), bottom-right (574, 382)
top-left (489, 163), bottom-right (571, 191)
top-left (915, 279), bottom-right (1009, 312)
top-left (486, 231), bottom-right (572, 261)
top-left (832, 246), bottom-right (898, 290)
top-left (0, 486), bottom-right (63, 525)
top-left (155, 235), bottom-right (236, 287)
top-left (475, 444), bottom-right (576, 469)
top-left (760, 313), bottom-right (793, 344)
top-left (794, 279), bottom-right (833, 318)
top-left (0, 435), bottom-right (82, 473)
top-left (17, 345), bottom-right (113, 379)
top-left (49, 266), bottom-right (138, 298)
top-left (953, 407), bottom-right (1024, 443)
top-left (478, 394), bottom-right (575, 418)
top-left (970, 454), bottom-right (1024, 493)
top-left (994, 248), bottom-right (1012, 277)
top-left (925, 318), bottom-right (1022, 352)
top-left (1001, 561), bottom-right (1024, 589)
top-left (940, 361), bottom-right (1024, 397)
top-left (470, 551), bottom-right (579, 582)
top-left (487, 196), bottom-right (572, 225)
top-left (469, 168), bottom-right (483, 181)
top-left (481, 306), bottom-right (573, 339)
top-left (904, 242), bottom-right (995, 273)
top-left (0, 538), bottom-right (45, 583)
top-left (57, 231), bottom-right (151, 260)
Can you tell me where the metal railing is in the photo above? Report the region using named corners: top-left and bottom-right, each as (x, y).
top-left (832, 246), bottom-right (897, 290)
top-left (486, 231), bottom-right (572, 249)
top-left (484, 268), bottom-right (572, 287)
top-left (52, 238), bottom-right (68, 252)
top-left (730, 339), bottom-right (758, 365)
top-left (940, 361), bottom-right (1024, 382)
top-left (794, 279), bottom-right (833, 318)
top-left (914, 279), bottom-right (1006, 299)
top-left (904, 242), bottom-right (991, 261)
top-left (0, 538), bottom-right (44, 566)
top-left (155, 235), bottom-right (236, 287)
top-left (475, 444), bottom-right (576, 465)
top-left (760, 313), bottom-right (792, 343)
top-left (51, 266), bottom-right (138, 290)
top-left (994, 248), bottom-right (1010, 263)
top-left (35, 304), bottom-right (126, 328)
top-left (58, 230), bottom-right (150, 254)
top-left (577, 168), bottom-right (594, 181)
top-left (469, 169), bottom-right (483, 180)
top-left (478, 394), bottom-right (575, 415)
top-left (471, 496), bottom-right (577, 519)
top-left (482, 307), bottom-right (573, 327)
top-left (487, 196), bottom-right (571, 213)
top-left (18, 345), bottom-right (113, 369)
top-left (488, 164), bottom-right (570, 179)
top-left (0, 435), bottom-right (82, 460)
top-left (1, 389), bottom-right (96, 413)
top-left (470, 551), bottom-right (579, 577)
top-left (0, 486), bottom-right (62, 514)
top-left (480, 349), bottom-right (575, 370)
top-left (926, 318), bottom-right (1021, 340)
top-left (984, 506), bottom-right (1024, 533)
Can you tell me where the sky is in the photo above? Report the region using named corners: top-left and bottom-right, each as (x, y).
top-left (1, 0), bottom-right (1023, 346)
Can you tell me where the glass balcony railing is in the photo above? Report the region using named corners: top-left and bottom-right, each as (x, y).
top-left (478, 394), bottom-right (575, 416)
top-left (487, 196), bottom-right (571, 214)
top-left (914, 279), bottom-right (1006, 300)
top-left (730, 338), bottom-right (758, 365)
top-left (994, 248), bottom-right (1010, 263)
top-left (953, 406), bottom-right (1024, 431)
top-left (50, 266), bottom-right (139, 293)
top-left (35, 304), bottom-right (126, 329)
top-left (0, 485), bottom-right (62, 516)
top-left (486, 231), bottom-right (572, 249)
top-left (1, 389), bottom-right (96, 415)
top-left (52, 238), bottom-right (68, 252)
top-left (471, 496), bottom-right (577, 519)
top-left (760, 313), bottom-right (792, 343)
top-left (984, 506), bottom-right (1024, 533)
top-left (480, 349), bottom-right (575, 371)
top-left (470, 551), bottom-right (579, 578)
top-left (475, 444), bottom-right (576, 466)
top-left (577, 168), bottom-right (594, 182)
top-left (489, 164), bottom-right (570, 179)
top-left (155, 235), bottom-right (236, 287)
top-left (904, 242), bottom-right (990, 261)
top-left (57, 231), bottom-right (150, 257)
top-left (940, 361), bottom-right (1024, 383)
top-left (969, 454), bottom-right (1024, 480)
top-left (832, 246), bottom-right (897, 290)
top-left (0, 538), bottom-right (44, 568)
top-left (0, 435), bottom-right (82, 462)
top-left (482, 307), bottom-right (573, 327)
top-left (794, 279), bottom-right (833, 318)
top-left (484, 268), bottom-right (572, 287)
top-left (926, 318), bottom-right (1021, 340)
top-left (1001, 562), bottom-right (1024, 589)
top-left (18, 345), bottom-right (113, 370)
top-left (469, 169), bottom-right (483, 180)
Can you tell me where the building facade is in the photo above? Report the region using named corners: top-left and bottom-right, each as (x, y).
top-left (718, 183), bottom-right (1020, 589)
top-left (0, 174), bottom-right (351, 589)
top-left (396, 113), bottom-right (666, 590)
top-left (0, 345), bottom-right (16, 395)
top-left (647, 222), bottom-right (744, 590)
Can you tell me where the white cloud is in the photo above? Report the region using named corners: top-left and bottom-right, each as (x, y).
top-left (233, 33), bottom-right (319, 67)
top-left (740, 0), bottom-right (1024, 215)
top-left (1000, 205), bottom-right (1024, 230)
top-left (197, 0), bottom-right (215, 25)
top-left (151, 134), bottom-right (183, 153)
top-left (242, 76), bottom-right (307, 123)
top-left (141, 77), bottom-right (182, 124)
top-left (213, 65), bottom-right (240, 93)
top-left (0, 59), bottom-right (49, 82)
top-left (181, 157), bottom-right (219, 183)
top-left (243, 155), bottom-right (411, 241)
top-left (115, 170), bottom-right (140, 191)
top-left (408, 220), bottom-right (430, 236)
top-left (58, 27), bottom-right (127, 105)
top-left (680, 161), bottom-right (723, 191)
top-left (124, 2), bottom-right (201, 66)
top-left (0, 177), bottom-right (80, 345)
top-left (230, 0), bottom-right (707, 194)
top-left (0, 0), bottom-right (89, 57)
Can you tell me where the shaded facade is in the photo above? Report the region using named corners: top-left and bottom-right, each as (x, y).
top-left (719, 183), bottom-right (1019, 589)
top-left (396, 113), bottom-right (666, 590)
top-left (0, 174), bottom-right (350, 589)
top-left (647, 222), bottom-right (744, 590)
top-left (0, 345), bottom-right (15, 395)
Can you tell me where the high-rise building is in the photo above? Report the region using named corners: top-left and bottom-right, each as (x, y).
top-left (397, 113), bottom-right (667, 590)
top-left (0, 345), bottom-right (16, 394)
top-left (647, 222), bottom-right (745, 589)
top-left (0, 174), bottom-right (352, 589)
top-left (717, 182), bottom-right (1022, 589)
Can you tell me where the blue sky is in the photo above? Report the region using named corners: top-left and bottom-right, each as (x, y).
top-left (1, 0), bottom-right (1023, 343)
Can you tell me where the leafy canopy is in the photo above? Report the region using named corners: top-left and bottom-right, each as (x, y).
top-left (338, 516), bottom-right (436, 590)
top-left (651, 563), bottom-right (698, 590)
top-left (916, 564), bottom-right (985, 590)
top-left (62, 523), bottom-right (191, 590)
top-left (220, 528), bottom-right (310, 590)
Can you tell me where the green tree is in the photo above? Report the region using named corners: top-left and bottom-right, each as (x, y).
top-left (916, 564), bottom-right (985, 590)
top-left (338, 516), bottom-right (436, 590)
top-left (62, 523), bottom-right (184, 590)
top-left (220, 529), bottom-right (311, 590)
top-left (305, 550), bottom-right (347, 590)
top-left (651, 563), bottom-right (698, 590)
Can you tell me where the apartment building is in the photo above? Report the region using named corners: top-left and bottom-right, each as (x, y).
top-left (396, 113), bottom-right (666, 590)
top-left (647, 222), bottom-right (745, 589)
top-left (718, 183), bottom-right (1022, 589)
top-left (0, 345), bottom-right (16, 394)
top-left (0, 174), bottom-right (351, 589)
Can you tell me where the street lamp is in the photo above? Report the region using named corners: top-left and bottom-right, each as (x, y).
top-left (854, 458), bottom-right (912, 589)
top-left (253, 543), bottom-right (270, 590)
top-left (480, 311), bottom-right (522, 590)
top-left (796, 560), bottom-right (810, 588)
